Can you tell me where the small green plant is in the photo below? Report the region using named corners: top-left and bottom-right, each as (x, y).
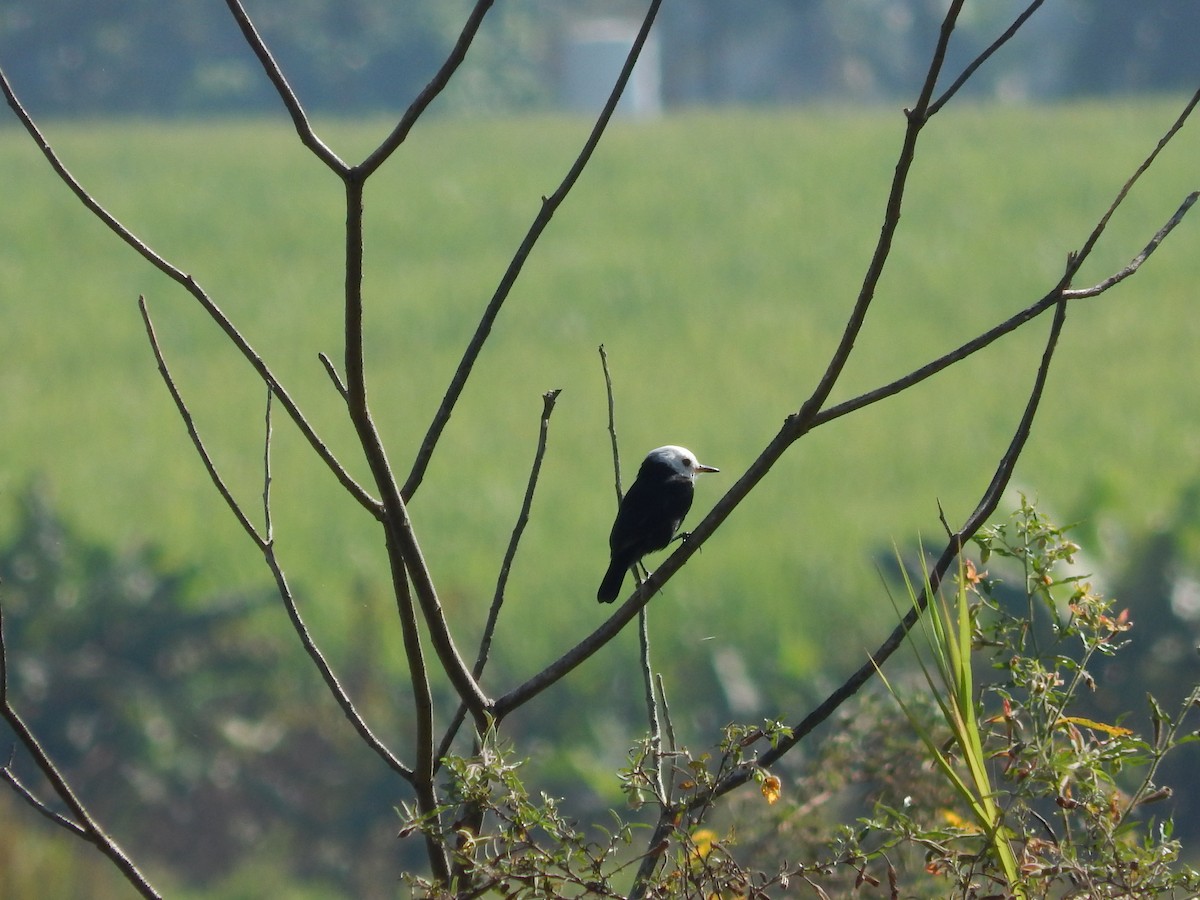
top-left (868, 497), bottom-right (1200, 898)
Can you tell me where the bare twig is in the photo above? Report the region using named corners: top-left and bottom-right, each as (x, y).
top-left (1, 766), bottom-right (87, 837)
top-left (0, 66), bottom-right (379, 518)
top-left (602, 346), bottom-right (668, 799)
top-left (0, 607), bottom-right (162, 898)
top-left (712, 296), bottom-right (1072, 801)
top-left (359, 0), bottom-right (496, 177)
top-left (1071, 87), bottom-right (1200, 272)
top-left (318, 351), bottom-right (350, 400)
top-left (436, 389), bottom-right (562, 763)
top-left (639, 607), bottom-right (667, 801)
top-left (402, 0), bottom-right (665, 501)
top-left (600, 344), bottom-right (623, 504)
top-left (262, 387), bottom-right (274, 540)
top-left (929, 0), bottom-right (1047, 116)
top-left (139, 296), bottom-right (267, 550)
top-left (223, 0), bottom-right (347, 173)
top-left (480, 389), bottom-right (562, 673)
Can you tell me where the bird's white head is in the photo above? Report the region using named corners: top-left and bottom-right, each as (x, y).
top-left (646, 445), bottom-right (720, 481)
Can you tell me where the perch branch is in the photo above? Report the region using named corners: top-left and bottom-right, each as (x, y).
top-left (712, 297), bottom-right (1071, 801)
top-left (402, 0), bottom-right (665, 501)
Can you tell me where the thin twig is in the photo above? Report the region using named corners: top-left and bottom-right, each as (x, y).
top-left (435, 389), bottom-right (562, 764)
top-left (1063, 190), bottom-right (1199, 299)
top-left (815, 188), bottom-right (1199, 429)
top-left (222, 0), bottom-right (347, 173)
top-left (260, 546), bottom-right (414, 781)
top-left (262, 387), bottom-right (274, 541)
top-left (1, 766), bottom-right (86, 836)
top-left (319, 351), bottom-right (350, 400)
top-left (401, 0), bottom-right (665, 501)
top-left (0, 66), bottom-right (379, 518)
top-left (929, 0), bottom-right (1047, 116)
top-left (639, 607), bottom-right (667, 800)
top-left (0, 607), bottom-right (162, 898)
top-left (359, 0), bottom-right (496, 177)
top-left (711, 297), bottom-right (1072, 802)
top-left (600, 344), bottom-right (623, 504)
top-left (481, 388), bottom-right (562, 671)
top-left (1071, 87), bottom-right (1200, 273)
top-left (138, 296), bottom-right (267, 550)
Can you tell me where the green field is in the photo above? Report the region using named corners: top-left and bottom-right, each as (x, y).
top-left (2, 100), bottom-right (1200, 727)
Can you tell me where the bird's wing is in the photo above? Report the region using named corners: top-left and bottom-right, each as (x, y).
top-left (609, 473), bottom-right (695, 558)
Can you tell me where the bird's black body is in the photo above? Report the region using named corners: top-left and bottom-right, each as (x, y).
top-left (597, 446), bottom-right (717, 603)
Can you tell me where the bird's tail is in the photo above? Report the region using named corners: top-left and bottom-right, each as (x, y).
top-left (597, 559), bottom-right (628, 604)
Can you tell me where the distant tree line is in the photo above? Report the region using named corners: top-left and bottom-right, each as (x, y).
top-left (1, 0), bottom-right (1197, 118)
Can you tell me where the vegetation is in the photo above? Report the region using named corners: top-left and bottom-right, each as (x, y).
top-left (2, 1), bottom-right (1200, 896)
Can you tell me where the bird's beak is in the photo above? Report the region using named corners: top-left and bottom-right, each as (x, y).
top-left (696, 462), bottom-right (719, 474)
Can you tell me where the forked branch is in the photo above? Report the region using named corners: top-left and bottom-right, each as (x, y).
top-left (0, 607), bottom-right (162, 899)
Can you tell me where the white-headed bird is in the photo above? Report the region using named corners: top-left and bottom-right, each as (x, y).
top-left (597, 445), bottom-right (719, 603)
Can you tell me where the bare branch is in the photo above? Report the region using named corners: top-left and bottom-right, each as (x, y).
top-left (797, 0), bottom-right (965, 424)
top-left (0, 606), bottom-right (162, 898)
top-left (600, 344), bottom-right (624, 503)
top-left (1, 765), bottom-right (87, 837)
top-left (223, 0), bottom-right (347, 173)
top-left (436, 389), bottom-right (562, 763)
top-left (260, 546), bottom-right (414, 782)
top-left (1072, 87), bottom-right (1200, 272)
top-left (402, 0), bottom-right (665, 501)
top-left (712, 297), bottom-right (1072, 801)
top-left (1064, 190), bottom-right (1199, 299)
top-left (359, 0), bottom-right (496, 177)
top-left (319, 351), bottom-right (350, 400)
top-left (639, 607), bottom-right (667, 801)
top-left (929, 0), bottom-right (1047, 116)
top-left (0, 65), bottom-right (380, 518)
top-left (262, 387), bottom-right (275, 541)
top-left (139, 296), bottom-right (268, 550)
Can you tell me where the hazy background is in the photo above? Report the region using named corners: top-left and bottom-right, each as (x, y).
top-left (2, 0), bottom-right (1199, 118)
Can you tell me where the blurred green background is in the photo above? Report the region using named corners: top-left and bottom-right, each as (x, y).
top-left (2, 96), bottom-right (1199, 895)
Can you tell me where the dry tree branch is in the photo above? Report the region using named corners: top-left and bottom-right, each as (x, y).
top-left (712, 296), bottom-right (1071, 799)
top-left (1064, 190), bottom-right (1199, 299)
top-left (360, 0), bottom-right (496, 177)
top-left (0, 607), bottom-right (162, 899)
top-left (223, 0), bottom-right (347, 173)
top-left (140, 297), bottom-right (414, 781)
top-left (435, 389), bottom-right (563, 764)
top-left (630, 296), bottom-right (1069, 898)
top-left (402, 0), bottom-right (665, 502)
top-left (0, 65), bottom-right (378, 518)
top-left (928, 0), bottom-right (1046, 116)
top-left (495, 14), bottom-right (1198, 729)
top-left (139, 297), bottom-right (268, 550)
top-left (1, 764), bottom-right (86, 837)
top-left (493, 0), bottom-right (965, 722)
top-left (818, 190), bottom-right (1198, 428)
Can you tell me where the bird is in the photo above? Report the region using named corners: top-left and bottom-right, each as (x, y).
top-left (597, 445), bottom-right (719, 603)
